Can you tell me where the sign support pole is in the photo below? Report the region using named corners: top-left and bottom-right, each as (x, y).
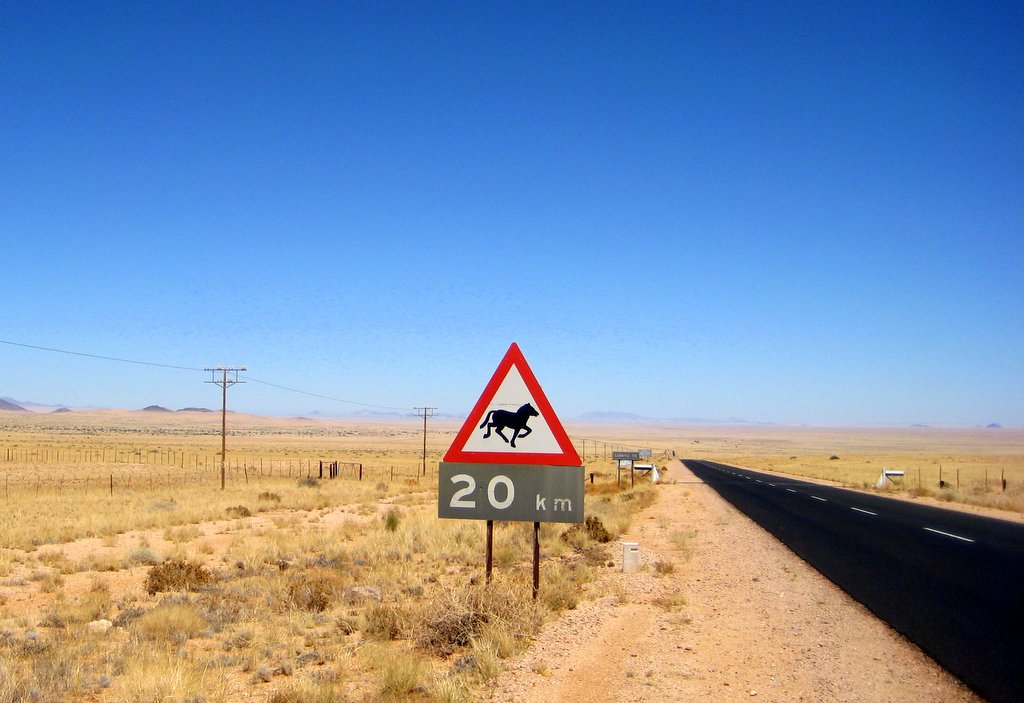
top-left (437, 343), bottom-right (586, 602)
top-left (532, 521), bottom-right (540, 600)
top-left (485, 520), bottom-right (494, 583)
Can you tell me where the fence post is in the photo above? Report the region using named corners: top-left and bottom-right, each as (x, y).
top-left (359, 464), bottom-right (363, 481)
top-left (110, 474), bottom-right (113, 497)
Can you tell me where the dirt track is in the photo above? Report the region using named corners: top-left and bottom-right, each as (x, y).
top-left (489, 462), bottom-right (981, 703)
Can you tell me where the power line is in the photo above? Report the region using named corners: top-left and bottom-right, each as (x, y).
top-left (0, 337), bottom-right (412, 413)
top-left (0, 338), bottom-right (202, 371)
top-left (244, 376), bottom-right (410, 413)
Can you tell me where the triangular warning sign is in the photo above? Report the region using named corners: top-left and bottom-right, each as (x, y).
top-left (444, 343), bottom-right (582, 466)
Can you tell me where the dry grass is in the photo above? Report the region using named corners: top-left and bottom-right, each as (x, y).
top-left (133, 601), bottom-right (208, 642)
top-left (677, 425), bottom-right (1024, 513)
top-left (15, 413), bottom-right (998, 701)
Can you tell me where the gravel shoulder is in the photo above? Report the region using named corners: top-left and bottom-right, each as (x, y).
top-left (488, 462), bottom-right (981, 703)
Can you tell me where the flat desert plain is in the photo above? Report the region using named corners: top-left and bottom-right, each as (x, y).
top-left (0, 410), bottom-right (1019, 702)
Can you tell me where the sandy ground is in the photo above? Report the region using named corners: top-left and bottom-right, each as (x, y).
top-left (488, 462), bottom-right (982, 703)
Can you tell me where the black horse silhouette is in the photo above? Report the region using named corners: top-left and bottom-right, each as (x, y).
top-left (479, 403), bottom-right (539, 448)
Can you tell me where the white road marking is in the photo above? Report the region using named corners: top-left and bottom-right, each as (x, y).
top-left (786, 488), bottom-right (797, 493)
top-left (767, 483), bottom-right (776, 487)
top-left (851, 507), bottom-right (877, 516)
top-left (924, 527), bottom-right (975, 543)
top-left (811, 496), bottom-right (827, 502)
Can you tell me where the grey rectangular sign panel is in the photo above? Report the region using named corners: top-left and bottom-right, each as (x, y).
top-left (438, 462), bottom-right (584, 524)
top-left (612, 451), bottom-right (640, 461)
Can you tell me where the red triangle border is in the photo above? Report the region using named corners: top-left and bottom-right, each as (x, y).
top-left (443, 343), bottom-right (582, 466)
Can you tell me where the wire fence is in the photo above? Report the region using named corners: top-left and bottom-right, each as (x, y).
top-left (0, 446), bottom-right (437, 497)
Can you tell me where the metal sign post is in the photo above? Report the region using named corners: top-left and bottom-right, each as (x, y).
top-left (613, 451), bottom-right (640, 487)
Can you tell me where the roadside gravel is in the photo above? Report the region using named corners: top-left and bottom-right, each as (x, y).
top-left (488, 461), bottom-right (981, 703)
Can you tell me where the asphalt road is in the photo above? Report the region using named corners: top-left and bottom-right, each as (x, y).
top-left (683, 459), bottom-right (1024, 703)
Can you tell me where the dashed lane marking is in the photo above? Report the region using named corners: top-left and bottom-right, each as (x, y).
top-left (811, 496), bottom-right (827, 502)
top-left (923, 527), bottom-right (975, 543)
top-left (851, 507), bottom-right (878, 516)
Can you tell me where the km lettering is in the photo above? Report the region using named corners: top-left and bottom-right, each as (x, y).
top-left (535, 495), bottom-right (573, 511)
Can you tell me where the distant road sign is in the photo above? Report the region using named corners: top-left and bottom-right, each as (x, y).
top-left (438, 462), bottom-right (584, 523)
top-left (613, 451), bottom-right (640, 461)
top-left (639, 449), bottom-right (653, 458)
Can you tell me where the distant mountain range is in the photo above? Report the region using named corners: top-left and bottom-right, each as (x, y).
top-left (0, 396), bottom-right (1014, 428)
top-left (0, 398), bottom-right (27, 412)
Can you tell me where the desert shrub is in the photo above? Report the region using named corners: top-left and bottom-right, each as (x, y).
top-left (583, 515), bottom-right (611, 541)
top-left (378, 653), bottom-right (427, 697)
top-left (226, 505), bottom-right (252, 518)
top-left (133, 602), bottom-right (208, 643)
top-left (145, 559), bottom-right (214, 595)
top-left (268, 683), bottom-right (348, 703)
top-left (829, 455), bottom-right (840, 461)
top-left (653, 560), bottom-right (675, 575)
top-left (41, 588), bottom-right (112, 627)
top-left (126, 547), bottom-right (163, 566)
top-left (416, 593), bottom-right (488, 655)
top-left (115, 648), bottom-right (227, 701)
top-left (541, 578), bottom-right (578, 611)
top-left (223, 627), bottom-right (255, 651)
top-left (196, 582), bottom-right (259, 630)
top-left (297, 476), bottom-right (320, 488)
top-left (416, 582), bottom-right (540, 656)
top-left (163, 525), bottom-right (202, 543)
top-left (383, 507), bottom-right (401, 532)
top-left (427, 673), bottom-right (473, 703)
top-left (468, 640), bottom-right (503, 680)
top-left (560, 514), bottom-right (612, 550)
top-left (33, 571), bottom-right (64, 593)
top-left (286, 568), bottom-right (345, 612)
top-left (269, 682), bottom-right (346, 703)
top-left (652, 590), bottom-right (687, 611)
top-left (258, 491), bottom-right (282, 503)
top-left (362, 602), bottom-right (410, 640)
top-left (476, 619), bottom-right (521, 659)
top-left (37, 550), bottom-right (75, 573)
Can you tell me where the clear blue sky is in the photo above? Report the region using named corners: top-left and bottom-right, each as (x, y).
top-left (2, 1), bottom-right (1021, 426)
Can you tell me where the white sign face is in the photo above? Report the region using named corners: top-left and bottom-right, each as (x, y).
top-left (458, 364), bottom-right (563, 455)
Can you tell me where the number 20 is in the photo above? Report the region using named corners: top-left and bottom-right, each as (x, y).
top-left (449, 474), bottom-right (514, 510)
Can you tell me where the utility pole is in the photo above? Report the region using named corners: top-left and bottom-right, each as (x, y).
top-left (413, 406), bottom-right (436, 476)
top-left (205, 366), bottom-right (246, 490)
